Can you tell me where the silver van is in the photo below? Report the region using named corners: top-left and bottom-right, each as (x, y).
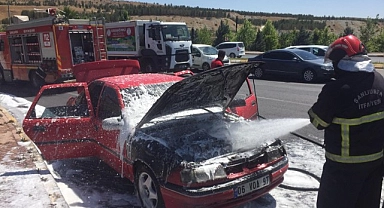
top-left (215, 42), bottom-right (245, 58)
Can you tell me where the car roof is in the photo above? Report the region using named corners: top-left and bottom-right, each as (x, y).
top-left (98, 73), bottom-right (183, 89)
top-left (217, 42), bottom-right (243, 44)
top-left (286, 45), bottom-right (328, 49)
top-left (192, 44), bottom-right (213, 47)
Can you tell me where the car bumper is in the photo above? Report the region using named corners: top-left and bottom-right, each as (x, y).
top-left (161, 157), bottom-right (288, 208)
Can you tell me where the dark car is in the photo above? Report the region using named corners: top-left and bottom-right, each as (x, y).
top-left (248, 49), bottom-right (334, 82)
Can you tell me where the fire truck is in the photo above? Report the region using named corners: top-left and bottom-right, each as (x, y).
top-left (0, 11), bottom-right (106, 88)
top-left (105, 20), bottom-right (192, 73)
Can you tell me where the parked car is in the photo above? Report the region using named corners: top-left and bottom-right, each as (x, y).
top-left (191, 44), bottom-right (230, 70)
top-left (285, 45), bottom-right (328, 58)
top-left (216, 42), bottom-right (246, 58)
top-left (22, 60), bottom-right (288, 208)
top-left (248, 48), bottom-right (334, 82)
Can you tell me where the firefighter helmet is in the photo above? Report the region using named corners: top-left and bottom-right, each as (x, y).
top-left (324, 35), bottom-right (366, 63)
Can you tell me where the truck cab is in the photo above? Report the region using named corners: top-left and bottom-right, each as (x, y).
top-left (105, 20), bottom-right (192, 73)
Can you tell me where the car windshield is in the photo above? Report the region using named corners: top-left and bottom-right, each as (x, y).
top-left (199, 46), bottom-right (218, 55)
top-left (162, 24), bottom-right (191, 41)
top-left (120, 82), bottom-right (176, 126)
top-left (294, 50), bottom-right (319, 60)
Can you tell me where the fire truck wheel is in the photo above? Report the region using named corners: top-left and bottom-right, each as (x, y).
top-left (30, 71), bottom-right (45, 89)
top-left (141, 60), bottom-right (155, 73)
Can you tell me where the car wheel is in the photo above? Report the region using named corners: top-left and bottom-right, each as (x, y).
top-left (30, 71), bottom-right (45, 89)
top-left (253, 67), bottom-right (264, 79)
top-left (229, 53), bottom-right (236, 58)
top-left (135, 165), bottom-right (165, 208)
top-left (202, 62), bottom-right (211, 70)
top-left (302, 69), bottom-right (316, 82)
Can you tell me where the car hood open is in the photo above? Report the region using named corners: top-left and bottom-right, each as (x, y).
top-left (136, 62), bottom-right (261, 128)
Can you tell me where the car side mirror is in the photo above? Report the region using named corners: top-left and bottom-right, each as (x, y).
top-left (229, 99), bottom-right (246, 108)
top-left (102, 116), bottom-right (124, 131)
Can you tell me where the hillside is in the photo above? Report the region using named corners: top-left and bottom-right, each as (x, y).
top-left (0, 0), bottom-right (378, 37)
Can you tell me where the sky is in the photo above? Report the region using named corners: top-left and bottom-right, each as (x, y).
top-left (132, 0), bottom-right (384, 19)
top-left (2, 91), bottom-right (384, 207)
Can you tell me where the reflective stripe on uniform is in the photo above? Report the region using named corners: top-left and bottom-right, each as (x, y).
top-left (325, 150), bottom-right (383, 163)
top-left (332, 111), bottom-right (384, 125)
top-left (308, 108), bottom-right (330, 128)
top-left (327, 111), bottom-right (384, 163)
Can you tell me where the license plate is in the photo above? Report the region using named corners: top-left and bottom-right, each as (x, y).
top-left (234, 175), bottom-right (270, 198)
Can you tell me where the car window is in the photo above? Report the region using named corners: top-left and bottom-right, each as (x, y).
top-left (199, 46), bottom-right (218, 55)
top-left (98, 86), bottom-right (121, 120)
top-left (234, 80), bottom-right (251, 100)
top-left (238, 43), bottom-right (244, 48)
top-left (314, 48), bottom-right (326, 56)
top-left (29, 86), bottom-right (89, 119)
top-left (294, 50), bottom-right (319, 60)
top-left (192, 47), bottom-right (200, 56)
top-left (263, 51), bottom-right (294, 60)
top-left (298, 47), bottom-right (311, 52)
top-left (88, 81), bottom-right (104, 113)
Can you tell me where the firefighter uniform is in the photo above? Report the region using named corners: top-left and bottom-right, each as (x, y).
top-left (309, 70), bottom-right (384, 208)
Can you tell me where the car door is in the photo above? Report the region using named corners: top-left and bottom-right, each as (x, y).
top-left (192, 47), bottom-right (202, 68)
top-left (228, 79), bottom-right (258, 120)
top-left (277, 51), bottom-right (301, 75)
top-left (23, 83), bottom-right (97, 161)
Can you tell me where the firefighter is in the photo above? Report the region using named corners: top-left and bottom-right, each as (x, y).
top-left (211, 49), bottom-right (225, 69)
top-left (308, 35), bottom-right (384, 208)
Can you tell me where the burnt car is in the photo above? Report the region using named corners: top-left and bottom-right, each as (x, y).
top-left (22, 60), bottom-right (288, 208)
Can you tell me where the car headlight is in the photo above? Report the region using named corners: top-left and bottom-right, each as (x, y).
top-left (180, 163), bottom-right (227, 184)
top-left (321, 65), bottom-right (334, 71)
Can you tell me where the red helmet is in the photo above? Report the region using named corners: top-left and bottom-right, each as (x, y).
top-left (324, 35), bottom-right (366, 63)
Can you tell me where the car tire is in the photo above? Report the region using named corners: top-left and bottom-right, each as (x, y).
top-left (141, 60), bottom-right (155, 73)
top-left (135, 164), bottom-right (165, 208)
top-left (229, 53), bottom-right (236, 58)
top-left (202, 62), bottom-right (210, 70)
top-left (302, 69), bottom-right (316, 82)
top-left (253, 67), bottom-right (264, 79)
top-left (30, 71), bottom-right (45, 89)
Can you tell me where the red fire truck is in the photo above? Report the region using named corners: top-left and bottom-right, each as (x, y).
top-left (0, 11), bottom-right (106, 88)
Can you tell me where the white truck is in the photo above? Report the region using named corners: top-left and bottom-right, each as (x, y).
top-left (105, 20), bottom-right (192, 73)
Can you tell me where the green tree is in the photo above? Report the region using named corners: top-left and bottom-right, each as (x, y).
top-left (236, 19), bottom-right (256, 49)
top-left (360, 17), bottom-right (379, 52)
top-left (62, 6), bottom-right (78, 19)
top-left (262, 20), bottom-right (279, 51)
top-left (343, 26), bottom-right (355, 36)
top-left (196, 26), bottom-right (213, 45)
top-left (294, 26), bottom-right (312, 45)
top-left (252, 29), bottom-right (265, 51)
top-left (213, 20), bottom-right (230, 46)
top-left (372, 29), bottom-right (384, 52)
top-left (279, 31), bottom-right (296, 48)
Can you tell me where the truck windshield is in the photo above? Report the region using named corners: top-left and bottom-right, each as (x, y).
top-left (162, 25), bottom-right (190, 41)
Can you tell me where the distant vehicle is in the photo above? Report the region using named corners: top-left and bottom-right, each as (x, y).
top-left (23, 61), bottom-right (288, 208)
top-left (248, 48), bottom-right (334, 82)
top-left (216, 42), bottom-right (245, 58)
top-left (191, 44), bottom-right (230, 70)
top-left (285, 45), bottom-right (328, 57)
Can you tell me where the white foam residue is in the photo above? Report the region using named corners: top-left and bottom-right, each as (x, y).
top-left (217, 118), bottom-right (311, 151)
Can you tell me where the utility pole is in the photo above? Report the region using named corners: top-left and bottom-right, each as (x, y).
top-left (8, 0), bottom-right (12, 25)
